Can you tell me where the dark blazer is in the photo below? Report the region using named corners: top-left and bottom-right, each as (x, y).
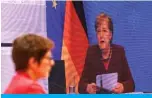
top-left (78, 44), bottom-right (135, 94)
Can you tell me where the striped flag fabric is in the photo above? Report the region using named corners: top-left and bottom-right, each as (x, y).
top-left (61, 1), bottom-right (89, 93)
top-left (46, 1), bottom-right (89, 93)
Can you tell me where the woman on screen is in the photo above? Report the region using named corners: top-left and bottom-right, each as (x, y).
top-left (78, 13), bottom-right (135, 94)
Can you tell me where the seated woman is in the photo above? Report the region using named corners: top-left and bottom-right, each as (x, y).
top-left (78, 13), bottom-right (135, 94)
top-left (4, 34), bottom-right (54, 94)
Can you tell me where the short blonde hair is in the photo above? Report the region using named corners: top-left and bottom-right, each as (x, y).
top-left (95, 13), bottom-right (113, 34)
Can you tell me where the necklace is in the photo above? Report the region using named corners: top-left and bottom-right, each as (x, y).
top-left (101, 47), bottom-right (112, 70)
top-left (101, 47), bottom-right (112, 61)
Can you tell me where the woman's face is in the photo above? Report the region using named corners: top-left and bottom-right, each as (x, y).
top-left (31, 51), bottom-right (55, 79)
top-left (96, 21), bottom-right (112, 50)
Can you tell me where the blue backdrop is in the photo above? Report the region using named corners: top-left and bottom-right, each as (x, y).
top-left (46, 1), bottom-right (66, 60)
top-left (83, 1), bottom-right (152, 92)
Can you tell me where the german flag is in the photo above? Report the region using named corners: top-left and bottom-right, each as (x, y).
top-left (46, 1), bottom-right (88, 93)
top-left (61, 1), bottom-right (88, 93)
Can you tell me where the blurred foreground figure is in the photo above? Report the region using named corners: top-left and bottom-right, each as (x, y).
top-left (4, 34), bottom-right (55, 94)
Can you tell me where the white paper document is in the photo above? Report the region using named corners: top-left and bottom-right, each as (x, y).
top-left (96, 72), bottom-right (118, 91)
